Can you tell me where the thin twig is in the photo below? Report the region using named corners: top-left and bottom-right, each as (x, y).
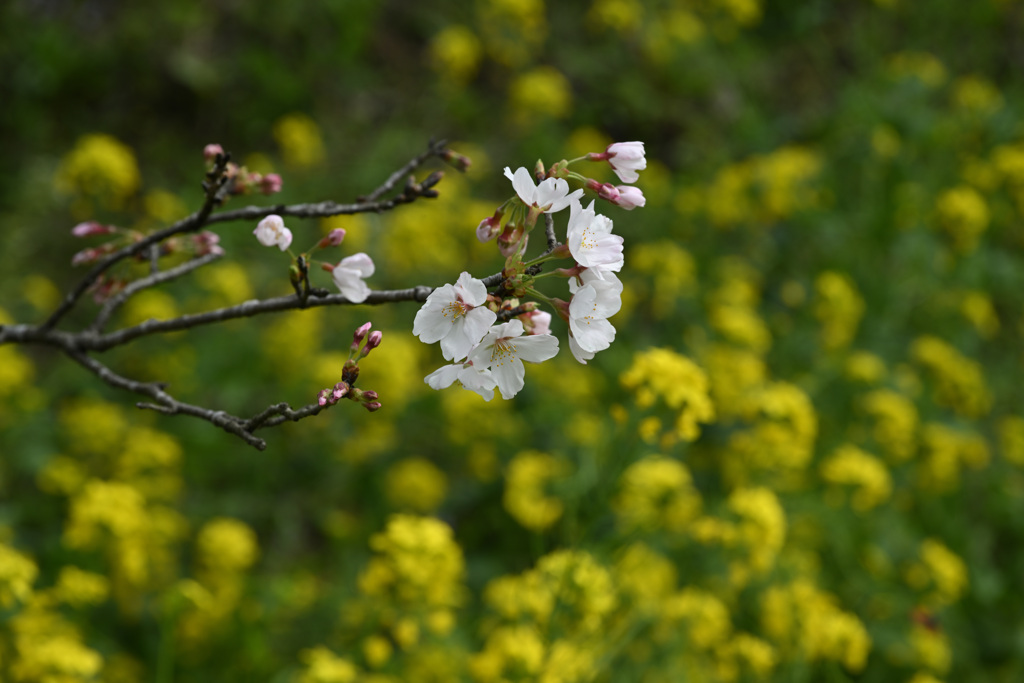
top-left (362, 138), bottom-right (448, 202)
top-left (90, 252), bottom-right (224, 333)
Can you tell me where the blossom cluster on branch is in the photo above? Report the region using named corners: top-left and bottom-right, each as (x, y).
top-left (414, 142), bottom-right (646, 399)
top-left (0, 139), bottom-right (644, 448)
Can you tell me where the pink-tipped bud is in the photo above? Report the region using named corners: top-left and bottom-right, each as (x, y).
top-left (259, 173), bottom-right (283, 195)
top-left (521, 310), bottom-right (551, 336)
top-left (71, 244), bottom-right (115, 266)
top-left (613, 185), bottom-right (646, 210)
top-left (193, 231), bottom-right (224, 256)
top-left (442, 149), bottom-right (472, 172)
top-left (365, 330), bottom-right (383, 350)
top-left (476, 213), bottom-right (503, 243)
top-left (363, 401), bottom-right (382, 412)
top-left (332, 381), bottom-right (350, 400)
top-left (352, 322), bottom-right (372, 348)
top-left (585, 179), bottom-right (620, 202)
top-left (318, 228), bottom-right (346, 249)
top-left (361, 390), bottom-right (379, 401)
top-left (204, 144), bottom-right (225, 162)
top-left (71, 221), bottom-right (117, 238)
top-left (317, 388), bottom-right (332, 406)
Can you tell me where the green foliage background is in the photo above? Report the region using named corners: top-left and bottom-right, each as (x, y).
top-left (2, 0), bottom-right (1024, 681)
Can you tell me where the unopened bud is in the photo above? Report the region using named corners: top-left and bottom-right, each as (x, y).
top-left (193, 231), bottom-right (224, 256)
top-left (352, 322), bottom-right (372, 350)
top-left (360, 330), bottom-right (383, 358)
top-left (204, 144), bottom-right (224, 163)
top-left (318, 228), bottom-right (346, 249)
top-left (317, 388), bottom-right (332, 406)
top-left (71, 221), bottom-right (117, 238)
top-left (585, 178), bottom-right (620, 202)
top-left (363, 401), bottom-right (382, 412)
top-left (361, 390), bottom-right (379, 401)
top-left (332, 381), bottom-right (350, 400)
top-left (612, 185), bottom-right (645, 210)
top-left (476, 211), bottom-right (503, 243)
top-left (71, 244), bottom-right (115, 266)
top-left (259, 173), bottom-right (283, 195)
top-left (442, 148), bottom-right (472, 172)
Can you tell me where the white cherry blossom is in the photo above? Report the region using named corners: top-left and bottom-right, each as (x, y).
top-left (606, 141), bottom-right (646, 184)
top-left (424, 361), bottom-right (497, 401)
top-left (413, 272), bottom-right (497, 361)
top-left (468, 319), bottom-right (559, 399)
top-left (568, 283), bottom-right (618, 354)
top-left (504, 166), bottom-right (582, 214)
top-left (566, 200), bottom-right (624, 272)
top-left (331, 253), bottom-right (374, 303)
top-left (253, 214), bottom-right (293, 251)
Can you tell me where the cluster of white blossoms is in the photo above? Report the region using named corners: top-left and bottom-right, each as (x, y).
top-left (250, 142), bottom-right (645, 403)
top-left (415, 142), bottom-right (646, 400)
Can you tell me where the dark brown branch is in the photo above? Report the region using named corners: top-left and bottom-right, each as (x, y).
top-left (361, 138), bottom-right (449, 202)
top-left (90, 252), bottom-right (224, 333)
top-left (42, 154), bottom-right (233, 333)
top-left (41, 141), bottom-right (450, 334)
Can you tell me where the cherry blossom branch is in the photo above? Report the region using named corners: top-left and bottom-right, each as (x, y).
top-left (41, 142), bottom-right (449, 334)
top-left (63, 347), bottom-right (320, 450)
top-left (42, 154), bottom-right (235, 333)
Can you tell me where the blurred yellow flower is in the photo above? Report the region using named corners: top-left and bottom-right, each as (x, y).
top-left (509, 66), bottom-right (573, 123)
top-left (820, 444), bottom-right (892, 510)
top-left (620, 348), bottom-right (716, 440)
top-left (196, 518), bottom-right (259, 575)
top-left (503, 450), bottom-right (569, 532)
top-left (0, 543), bottom-right (37, 608)
top-left (55, 133), bottom-right (140, 210)
top-left (888, 51), bottom-right (947, 87)
top-left (273, 113), bottom-right (326, 169)
top-left (934, 185), bottom-right (989, 253)
top-left (814, 271), bottom-right (865, 350)
top-left (429, 25), bottom-right (483, 85)
top-left (385, 457), bottom-right (449, 513)
top-left (861, 388), bottom-right (918, 462)
top-left (911, 336), bottom-right (991, 417)
top-left (952, 75), bottom-right (1003, 114)
top-left (614, 455), bottom-right (702, 533)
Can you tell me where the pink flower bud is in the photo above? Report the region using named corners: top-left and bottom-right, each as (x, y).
top-left (318, 228), bottom-right (346, 249)
top-left (204, 144), bottom-right (225, 162)
top-left (360, 330), bottom-right (383, 358)
top-left (363, 401), bottom-right (382, 412)
top-left (361, 390), bottom-right (379, 401)
top-left (613, 185), bottom-right (646, 210)
top-left (332, 381), bottom-right (350, 400)
top-left (522, 310), bottom-right (552, 336)
top-left (352, 322), bottom-right (372, 347)
top-left (585, 179), bottom-right (620, 202)
top-left (317, 388), bottom-right (332, 406)
top-left (71, 244), bottom-right (114, 266)
top-left (476, 209), bottom-right (505, 243)
top-left (71, 221), bottom-right (117, 238)
top-left (193, 231), bottom-right (224, 256)
top-left (259, 173), bottom-right (283, 195)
